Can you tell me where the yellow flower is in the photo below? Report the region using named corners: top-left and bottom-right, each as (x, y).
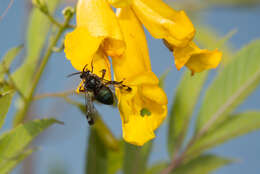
top-left (108, 0), bottom-right (195, 47)
top-left (164, 40), bottom-right (222, 74)
top-left (108, 0), bottom-right (222, 74)
top-left (112, 7), bottom-right (168, 146)
top-left (64, 0), bottom-right (125, 78)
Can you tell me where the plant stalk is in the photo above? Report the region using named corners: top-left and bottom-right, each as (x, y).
top-left (13, 13), bottom-right (73, 126)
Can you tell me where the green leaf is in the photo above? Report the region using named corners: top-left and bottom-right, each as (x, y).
top-left (0, 87), bottom-right (14, 129)
top-left (168, 71), bottom-right (208, 157)
top-left (12, 0), bottom-right (60, 97)
top-left (123, 141), bottom-right (153, 174)
top-left (173, 154), bottom-right (233, 174)
top-left (206, 0), bottom-right (260, 7)
top-left (108, 141), bottom-right (124, 174)
top-left (73, 102), bottom-right (119, 151)
top-left (93, 116), bottom-right (120, 151)
top-left (196, 40), bottom-right (260, 132)
top-left (86, 129), bottom-right (108, 174)
top-left (0, 148), bottom-right (35, 174)
top-left (159, 68), bottom-right (171, 89)
top-left (48, 161), bottom-right (69, 174)
top-left (0, 118), bottom-right (61, 173)
top-left (0, 45), bottom-right (23, 81)
top-left (188, 112), bottom-right (260, 157)
top-left (145, 162), bottom-right (168, 174)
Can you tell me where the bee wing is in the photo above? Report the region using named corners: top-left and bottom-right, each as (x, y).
top-left (85, 92), bottom-right (96, 125)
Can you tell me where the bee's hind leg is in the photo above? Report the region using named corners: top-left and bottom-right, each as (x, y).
top-left (105, 80), bottom-right (132, 92)
top-left (100, 69), bottom-right (106, 80)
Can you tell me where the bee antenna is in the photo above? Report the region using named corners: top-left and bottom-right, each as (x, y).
top-left (83, 64), bottom-right (88, 72)
top-left (67, 72), bottom-right (81, 78)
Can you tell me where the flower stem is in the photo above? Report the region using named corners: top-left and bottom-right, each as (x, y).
top-left (13, 12), bottom-right (73, 126)
top-left (45, 11), bottom-right (63, 28)
top-left (2, 60), bottom-right (26, 100)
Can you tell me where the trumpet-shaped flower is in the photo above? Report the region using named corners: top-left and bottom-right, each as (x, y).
top-left (109, 0), bottom-right (195, 47)
top-left (164, 40), bottom-right (222, 74)
top-left (64, 0), bottom-right (125, 78)
top-left (108, 0), bottom-right (222, 74)
top-left (112, 7), bottom-right (168, 146)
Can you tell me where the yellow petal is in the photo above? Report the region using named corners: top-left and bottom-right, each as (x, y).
top-left (119, 82), bottom-right (167, 146)
top-left (141, 85), bottom-right (168, 105)
top-left (125, 71), bottom-right (159, 86)
top-left (108, 0), bottom-right (133, 8)
top-left (91, 50), bottom-right (112, 80)
top-left (113, 7), bottom-right (168, 146)
top-left (77, 0), bottom-right (125, 57)
top-left (186, 49), bottom-right (222, 74)
top-left (113, 7), bottom-right (151, 81)
top-left (132, 0), bottom-right (195, 47)
top-left (172, 42), bottom-right (200, 70)
top-left (173, 42), bottom-right (222, 73)
top-left (64, 27), bottom-right (103, 71)
top-left (122, 114), bottom-right (156, 146)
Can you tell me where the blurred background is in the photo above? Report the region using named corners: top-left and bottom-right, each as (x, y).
top-left (0, 0), bottom-right (260, 173)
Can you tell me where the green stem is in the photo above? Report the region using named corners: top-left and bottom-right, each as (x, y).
top-left (13, 14), bottom-right (73, 126)
top-left (45, 11), bottom-right (63, 28)
top-left (2, 60), bottom-right (26, 100)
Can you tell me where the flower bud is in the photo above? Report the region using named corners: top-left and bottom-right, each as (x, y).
top-left (62, 6), bottom-right (75, 19)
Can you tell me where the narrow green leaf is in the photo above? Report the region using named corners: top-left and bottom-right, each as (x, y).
top-left (196, 40), bottom-right (260, 132)
top-left (0, 45), bottom-right (23, 80)
top-left (108, 141), bottom-right (124, 174)
top-left (207, 0), bottom-right (260, 6)
top-left (86, 129), bottom-right (108, 174)
top-left (0, 148), bottom-right (35, 174)
top-left (0, 84), bottom-right (14, 129)
top-left (48, 161), bottom-right (69, 174)
top-left (173, 154), bottom-right (233, 174)
top-left (73, 102), bottom-right (119, 151)
top-left (188, 112), bottom-right (260, 157)
top-left (168, 71), bottom-right (208, 157)
top-left (159, 68), bottom-right (171, 89)
top-left (0, 118), bottom-right (61, 172)
top-left (12, 0), bottom-right (60, 97)
top-left (93, 116), bottom-right (120, 151)
top-left (145, 162), bottom-right (168, 174)
top-left (123, 141), bottom-right (153, 174)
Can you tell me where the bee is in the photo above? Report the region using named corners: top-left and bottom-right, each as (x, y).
top-left (68, 64), bottom-right (131, 125)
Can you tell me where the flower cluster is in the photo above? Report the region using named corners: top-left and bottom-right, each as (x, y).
top-left (64, 0), bottom-right (222, 146)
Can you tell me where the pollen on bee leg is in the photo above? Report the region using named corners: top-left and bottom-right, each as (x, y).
top-left (76, 80), bottom-right (85, 93)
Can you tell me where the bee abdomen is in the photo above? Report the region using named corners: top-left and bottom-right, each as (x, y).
top-left (95, 86), bottom-right (114, 105)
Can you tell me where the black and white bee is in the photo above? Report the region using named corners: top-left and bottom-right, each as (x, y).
top-left (68, 64), bottom-right (131, 125)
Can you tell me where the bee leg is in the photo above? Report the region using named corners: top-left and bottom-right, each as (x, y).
top-left (91, 59), bottom-right (94, 73)
top-left (100, 69), bottom-right (106, 80)
top-left (78, 83), bottom-right (86, 93)
top-left (83, 64), bottom-right (88, 72)
top-left (105, 80), bottom-right (132, 92)
top-left (79, 89), bottom-right (85, 92)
